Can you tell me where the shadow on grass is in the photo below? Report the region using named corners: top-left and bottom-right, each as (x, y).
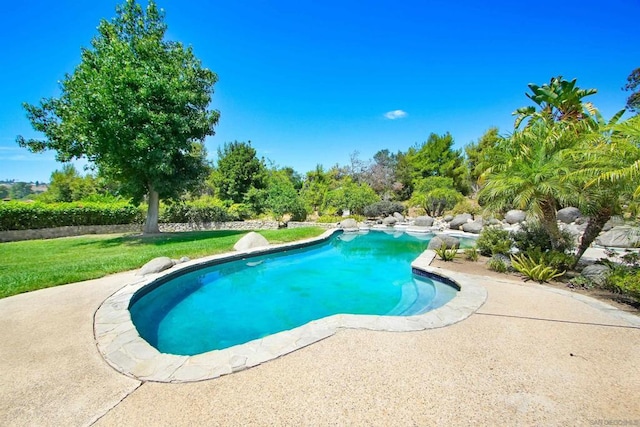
top-left (114, 230), bottom-right (246, 247)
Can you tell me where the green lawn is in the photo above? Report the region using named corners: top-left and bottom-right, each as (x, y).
top-left (0, 227), bottom-right (325, 299)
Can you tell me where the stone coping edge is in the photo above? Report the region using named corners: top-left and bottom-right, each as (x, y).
top-left (94, 230), bottom-right (488, 383)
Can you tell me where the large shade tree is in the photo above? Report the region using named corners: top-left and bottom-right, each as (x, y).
top-left (17, 0), bottom-right (219, 233)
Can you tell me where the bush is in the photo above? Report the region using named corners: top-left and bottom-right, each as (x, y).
top-left (476, 227), bottom-right (512, 256)
top-left (464, 247), bottom-right (479, 261)
top-left (450, 198), bottom-right (482, 216)
top-left (510, 253), bottom-right (565, 283)
top-left (487, 256), bottom-right (508, 273)
top-left (512, 222), bottom-right (575, 253)
top-left (0, 201), bottom-right (144, 231)
top-left (159, 201), bottom-right (234, 223)
top-left (434, 243), bottom-right (457, 261)
top-left (363, 200), bottom-right (405, 218)
top-left (607, 269), bottom-right (640, 303)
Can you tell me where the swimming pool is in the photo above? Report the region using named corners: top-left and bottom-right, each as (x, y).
top-left (129, 231), bottom-right (471, 356)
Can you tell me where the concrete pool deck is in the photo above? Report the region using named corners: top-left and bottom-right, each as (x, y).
top-left (1, 249), bottom-right (639, 425)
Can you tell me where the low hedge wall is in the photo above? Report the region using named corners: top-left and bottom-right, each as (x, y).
top-left (0, 202), bottom-right (145, 231)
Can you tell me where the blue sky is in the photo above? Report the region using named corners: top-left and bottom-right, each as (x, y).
top-left (1, 0), bottom-right (638, 183)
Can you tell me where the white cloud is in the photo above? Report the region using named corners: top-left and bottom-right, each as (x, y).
top-left (384, 110), bottom-right (408, 120)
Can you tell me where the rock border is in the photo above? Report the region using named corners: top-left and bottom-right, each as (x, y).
top-left (94, 229), bottom-right (487, 383)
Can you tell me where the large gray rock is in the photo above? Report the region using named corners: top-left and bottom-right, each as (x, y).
top-left (414, 215), bottom-right (434, 227)
top-left (234, 231), bottom-right (270, 251)
top-left (505, 210), bottom-right (526, 224)
top-left (557, 207), bottom-right (582, 224)
top-left (382, 216), bottom-right (397, 226)
top-left (137, 256), bottom-right (175, 276)
top-left (595, 226), bottom-right (640, 248)
top-left (428, 235), bottom-right (460, 250)
top-left (462, 221), bottom-right (483, 234)
top-left (581, 264), bottom-right (611, 287)
top-left (449, 214), bottom-right (473, 230)
top-left (393, 212), bottom-right (404, 221)
top-left (339, 218), bottom-right (358, 229)
top-left (602, 216), bottom-right (625, 232)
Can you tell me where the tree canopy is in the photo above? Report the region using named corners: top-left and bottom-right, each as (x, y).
top-left (16, 0), bottom-right (218, 233)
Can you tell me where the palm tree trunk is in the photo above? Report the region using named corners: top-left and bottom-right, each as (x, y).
top-left (540, 199), bottom-right (563, 250)
top-left (143, 185), bottom-right (160, 234)
top-left (572, 207), bottom-right (612, 269)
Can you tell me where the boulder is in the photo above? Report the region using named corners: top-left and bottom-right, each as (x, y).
top-left (595, 226), bottom-right (640, 248)
top-left (581, 264), bottom-right (611, 287)
top-left (382, 216), bottom-right (397, 226)
top-left (462, 221), bottom-right (483, 234)
top-left (602, 216), bottom-right (625, 232)
top-left (234, 231), bottom-right (270, 251)
top-left (505, 210), bottom-right (526, 224)
top-left (488, 218), bottom-right (502, 226)
top-left (557, 207), bottom-right (582, 224)
top-left (393, 212), bottom-right (405, 221)
top-left (137, 257), bottom-right (175, 276)
top-left (428, 235), bottom-right (460, 250)
top-left (449, 213), bottom-right (473, 230)
top-left (414, 215), bottom-right (434, 227)
top-left (443, 215), bottom-right (454, 222)
top-left (339, 218), bottom-right (358, 229)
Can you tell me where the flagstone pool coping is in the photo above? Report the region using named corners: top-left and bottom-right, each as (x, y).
top-left (94, 228), bottom-right (487, 383)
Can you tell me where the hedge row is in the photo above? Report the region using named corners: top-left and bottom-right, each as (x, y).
top-left (0, 202), bottom-right (145, 231)
top-left (159, 203), bottom-right (237, 223)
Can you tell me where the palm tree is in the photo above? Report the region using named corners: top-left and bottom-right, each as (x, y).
top-left (513, 76), bottom-right (598, 128)
top-left (479, 121), bottom-right (582, 250)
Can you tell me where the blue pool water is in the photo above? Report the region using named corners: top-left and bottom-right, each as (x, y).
top-left (130, 231), bottom-right (468, 355)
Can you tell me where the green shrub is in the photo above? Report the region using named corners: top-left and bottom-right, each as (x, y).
top-left (607, 269), bottom-right (640, 303)
top-left (450, 198), bottom-right (481, 216)
top-left (476, 227), bottom-right (512, 256)
top-left (464, 247), bottom-right (479, 261)
top-left (0, 201), bottom-right (144, 231)
top-left (510, 253), bottom-right (565, 283)
top-left (363, 201), bottom-right (405, 218)
top-left (159, 201), bottom-right (233, 223)
top-left (434, 244), bottom-right (457, 261)
top-left (512, 222), bottom-right (575, 253)
top-left (487, 256), bottom-right (508, 273)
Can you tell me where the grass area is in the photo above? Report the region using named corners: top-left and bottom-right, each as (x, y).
top-left (0, 227), bottom-right (325, 299)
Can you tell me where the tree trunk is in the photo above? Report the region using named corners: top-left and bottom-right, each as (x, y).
top-left (144, 185), bottom-right (160, 234)
top-left (540, 199), bottom-right (563, 250)
top-left (572, 207), bottom-right (611, 269)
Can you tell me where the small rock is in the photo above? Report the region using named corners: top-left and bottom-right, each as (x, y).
top-left (505, 210), bottom-right (526, 224)
top-left (443, 215), bottom-right (454, 222)
top-left (382, 216), bottom-right (397, 226)
top-left (234, 232), bottom-right (270, 251)
top-left (557, 207), bottom-right (582, 224)
top-left (428, 235), bottom-right (460, 250)
top-left (137, 257), bottom-right (175, 276)
top-left (179, 256), bottom-right (190, 263)
top-left (393, 212), bottom-right (404, 221)
top-left (581, 264), bottom-right (611, 287)
top-left (449, 214), bottom-right (473, 230)
top-left (462, 221), bottom-right (483, 234)
top-left (339, 218), bottom-right (358, 229)
top-left (414, 216), bottom-right (434, 227)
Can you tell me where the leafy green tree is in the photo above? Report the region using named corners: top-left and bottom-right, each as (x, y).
top-left (404, 133), bottom-right (468, 195)
top-left (265, 171), bottom-right (307, 222)
top-left (301, 165), bottom-right (331, 214)
top-left (465, 127), bottom-right (501, 192)
top-left (43, 164), bottom-right (98, 202)
top-left (16, 0), bottom-right (217, 233)
top-left (513, 76), bottom-right (597, 128)
top-left (211, 141), bottom-right (266, 204)
top-left (0, 185), bottom-right (9, 199)
top-left (623, 67), bottom-right (640, 114)
top-left (324, 177), bottom-right (379, 215)
top-left (9, 182), bottom-right (33, 200)
top-left (409, 177), bottom-right (462, 216)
